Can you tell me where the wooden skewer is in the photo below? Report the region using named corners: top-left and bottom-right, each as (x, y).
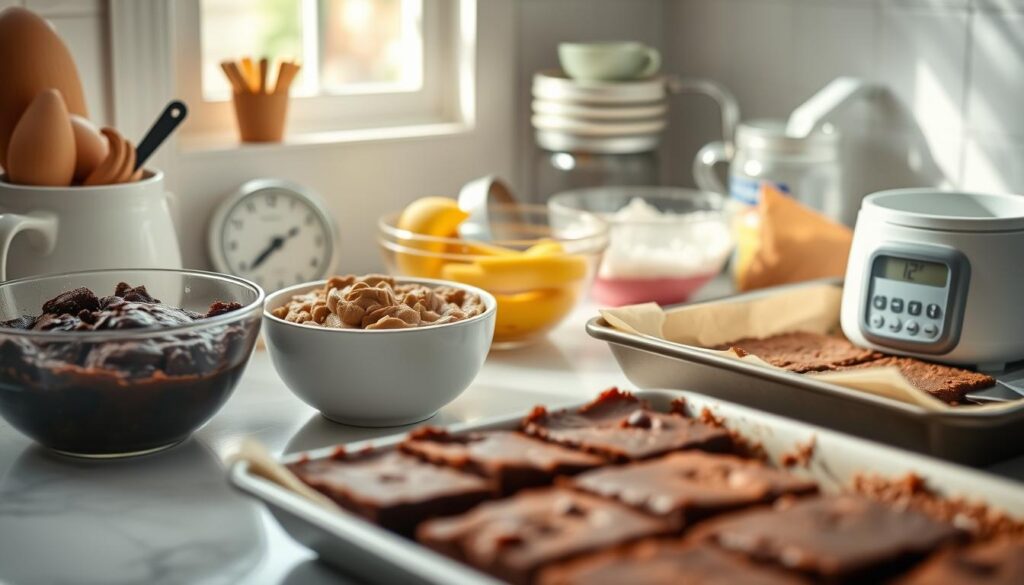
top-left (273, 60), bottom-right (302, 95)
top-left (258, 57), bottom-right (269, 94)
top-left (240, 56), bottom-right (258, 92)
top-left (220, 60), bottom-right (247, 94)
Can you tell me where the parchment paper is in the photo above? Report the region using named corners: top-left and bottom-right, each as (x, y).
top-left (601, 283), bottom-right (1012, 412)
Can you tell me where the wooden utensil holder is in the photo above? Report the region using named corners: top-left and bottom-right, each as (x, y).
top-left (232, 91), bottom-right (289, 143)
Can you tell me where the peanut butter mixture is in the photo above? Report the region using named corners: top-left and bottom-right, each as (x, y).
top-left (272, 274), bottom-right (485, 330)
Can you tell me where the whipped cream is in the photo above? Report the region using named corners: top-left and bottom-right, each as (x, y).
top-left (598, 198), bottom-right (733, 279)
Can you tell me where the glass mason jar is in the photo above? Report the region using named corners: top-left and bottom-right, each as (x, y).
top-left (536, 140), bottom-right (660, 201)
top-left (693, 118), bottom-right (842, 219)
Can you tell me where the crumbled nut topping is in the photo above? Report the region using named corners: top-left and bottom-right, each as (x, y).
top-left (271, 274), bottom-right (485, 330)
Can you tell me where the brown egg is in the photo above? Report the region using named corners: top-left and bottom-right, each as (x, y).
top-left (70, 115), bottom-right (108, 183)
top-left (0, 7), bottom-right (88, 168)
top-left (6, 89), bottom-right (75, 186)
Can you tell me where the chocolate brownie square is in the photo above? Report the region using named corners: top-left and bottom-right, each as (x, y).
top-left (697, 495), bottom-right (962, 581)
top-left (417, 487), bottom-right (673, 585)
top-left (897, 538), bottom-right (1024, 585)
top-left (400, 428), bottom-right (604, 495)
top-left (521, 388), bottom-right (732, 462)
top-left (718, 331), bottom-right (881, 373)
top-left (288, 450), bottom-right (493, 537)
top-left (838, 356), bottom-right (994, 404)
top-left (537, 539), bottom-right (809, 585)
top-left (568, 451), bottom-right (817, 528)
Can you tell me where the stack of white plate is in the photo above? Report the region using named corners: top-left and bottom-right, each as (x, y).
top-left (532, 69), bottom-right (669, 154)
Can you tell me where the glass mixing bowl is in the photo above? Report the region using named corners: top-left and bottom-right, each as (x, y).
top-left (0, 269), bottom-right (264, 457)
top-left (548, 187), bottom-right (735, 306)
top-left (378, 203), bottom-right (609, 348)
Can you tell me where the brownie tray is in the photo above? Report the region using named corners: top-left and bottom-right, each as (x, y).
top-left (228, 390), bottom-right (1024, 585)
top-left (587, 279), bottom-right (1024, 466)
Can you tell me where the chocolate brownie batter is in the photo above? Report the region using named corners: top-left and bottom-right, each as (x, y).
top-left (521, 388), bottom-right (732, 462)
top-left (0, 283), bottom-right (253, 454)
top-left (568, 451), bottom-right (817, 528)
top-left (400, 428), bottom-right (604, 495)
top-left (417, 487), bottom-right (672, 585)
top-left (851, 473), bottom-right (1024, 540)
top-left (897, 538), bottom-right (1024, 585)
top-left (537, 539), bottom-right (809, 585)
top-left (839, 357), bottom-right (995, 404)
top-left (698, 495), bottom-right (963, 580)
top-left (718, 331), bottom-right (881, 373)
top-left (288, 450), bottom-right (493, 537)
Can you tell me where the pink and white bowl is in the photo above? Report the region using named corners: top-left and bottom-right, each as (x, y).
top-left (548, 186), bottom-right (735, 306)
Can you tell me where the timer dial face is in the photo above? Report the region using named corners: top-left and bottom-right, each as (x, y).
top-left (218, 187), bottom-right (333, 291)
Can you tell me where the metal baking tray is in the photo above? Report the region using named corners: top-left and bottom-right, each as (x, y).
top-left (229, 390), bottom-right (1024, 584)
top-left (587, 280), bottom-right (1024, 466)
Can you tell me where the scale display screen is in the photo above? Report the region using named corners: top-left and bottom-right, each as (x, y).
top-left (877, 256), bottom-right (948, 287)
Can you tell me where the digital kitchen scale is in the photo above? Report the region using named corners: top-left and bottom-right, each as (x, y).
top-left (858, 244), bottom-right (969, 354)
top-left (842, 189), bottom-right (1024, 372)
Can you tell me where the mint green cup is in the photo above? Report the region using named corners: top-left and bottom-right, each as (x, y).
top-left (558, 41), bottom-right (661, 82)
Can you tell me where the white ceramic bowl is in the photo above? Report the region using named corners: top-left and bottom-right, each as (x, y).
top-left (263, 278), bottom-right (497, 427)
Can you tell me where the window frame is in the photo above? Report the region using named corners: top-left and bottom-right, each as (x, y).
top-left (165, 0), bottom-right (475, 150)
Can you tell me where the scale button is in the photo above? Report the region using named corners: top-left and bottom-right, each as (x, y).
top-left (890, 298), bottom-right (904, 313)
top-left (870, 314), bottom-right (885, 329)
top-left (905, 320), bottom-right (920, 336)
top-left (888, 318), bottom-right (902, 333)
top-left (872, 295), bottom-right (887, 310)
top-left (923, 323), bottom-right (939, 338)
top-left (908, 301), bottom-right (922, 316)
top-left (926, 304), bottom-right (941, 319)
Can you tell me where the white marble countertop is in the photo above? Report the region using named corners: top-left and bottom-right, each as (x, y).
top-left (0, 301), bottom-right (634, 585)
top-left (2, 294), bottom-right (1024, 585)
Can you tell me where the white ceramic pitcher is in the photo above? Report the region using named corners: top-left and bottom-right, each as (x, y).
top-left (0, 171), bottom-right (182, 281)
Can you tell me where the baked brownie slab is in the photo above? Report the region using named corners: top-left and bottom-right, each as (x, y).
top-left (567, 451), bottom-right (817, 528)
top-left (897, 538), bottom-right (1024, 585)
top-left (288, 450), bottom-right (493, 537)
top-left (400, 427), bottom-right (604, 495)
top-left (838, 356), bottom-right (994, 404)
top-left (417, 487), bottom-right (673, 585)
top-left (697, 494), bottom-right (962, 581)
top-left (522, 388), bottom-right (732, 462)
top-left (537, 539), bottom-right (808, 585)
top-left (718, 331), bottom-right (881, 373)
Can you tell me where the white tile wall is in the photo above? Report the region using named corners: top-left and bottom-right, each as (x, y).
top-left (658, 0), bottom-right (1024, 199)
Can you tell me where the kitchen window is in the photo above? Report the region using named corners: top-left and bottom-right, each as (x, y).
top-left (173, 0), bottom-right (475, 148)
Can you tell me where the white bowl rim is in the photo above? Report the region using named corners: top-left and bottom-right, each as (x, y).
top-left (263, 276), bottom-right (498, 334)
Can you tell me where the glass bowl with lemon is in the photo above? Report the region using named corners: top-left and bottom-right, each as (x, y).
top-left (378, 198), bottom-right (609, 348)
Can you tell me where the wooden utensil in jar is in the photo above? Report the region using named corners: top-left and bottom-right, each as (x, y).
top-left (0, 7), bottom-right (88, 169)
top-left (70, 114), bottom-right (108, 183)
top-left (221, 57), bottom-right (300, 143)
top-left (6, 89), bottom-right (76, 186)
top-left (83, 128), bottom-right (136, 186)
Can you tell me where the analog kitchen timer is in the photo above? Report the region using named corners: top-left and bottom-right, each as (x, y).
top-left (208, 178), bottom-right (337, 292)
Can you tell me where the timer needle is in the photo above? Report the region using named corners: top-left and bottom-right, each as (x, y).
top-left (250, 227), bottom-right (300, 269)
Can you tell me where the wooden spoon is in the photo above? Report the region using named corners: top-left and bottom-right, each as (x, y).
top-left (0, 7), bottom-right (88, 168)
top-left (6, 89), bottom-right (75, 186)
top-left (83, 128), bottom-right (130, 186)
top-left (70, 114), bottom-right (108, 184)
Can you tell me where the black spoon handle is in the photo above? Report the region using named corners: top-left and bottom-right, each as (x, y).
top-left (134, 100), bottom-right (189, 171)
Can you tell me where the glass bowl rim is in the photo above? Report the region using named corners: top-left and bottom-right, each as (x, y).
top-left (547, 187), bottom-right (737, 227)
top-left (0, 267), bottom-right (266, 341)
top-left (378, 202), bottom-right (611, 249)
